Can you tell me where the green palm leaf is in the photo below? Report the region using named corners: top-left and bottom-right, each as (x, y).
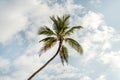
top-left (63, 14), bottom-right (70, 26)
top-left (50, 15), bottom-right (70, 35)
top-left (65, 26), bottom-right (83, 36)
top-left (39, 37), bottom-right (57, 43)
top-left (38, 26), bottom-right (55, 36)
top-left (59, 14), bottom-right (70, 34)
top-left (60, 45), bottom-right (68, 65)
top-left (41, 37), bottom-right (57, 52)
top-left (65, 38), bottom-right (83, 54)
top-left (50, 16), bottom-right (59, 34)
top-left (57, 16), bottom-right (63, 28)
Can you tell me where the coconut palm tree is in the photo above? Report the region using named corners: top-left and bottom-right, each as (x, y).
top-left (28, 14), bottom-right (83, 80)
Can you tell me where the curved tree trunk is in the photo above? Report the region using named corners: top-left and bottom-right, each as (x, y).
top-left (27, 40), bottom-right (62, 80)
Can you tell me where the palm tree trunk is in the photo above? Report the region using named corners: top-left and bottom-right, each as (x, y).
top-left (27, 40), bottom-right (62, 80)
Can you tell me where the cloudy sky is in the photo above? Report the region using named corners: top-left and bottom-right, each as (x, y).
top-left (0, 0), bottom-right (120, 80)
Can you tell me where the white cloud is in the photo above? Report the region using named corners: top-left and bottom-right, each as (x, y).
top-left (72, 10), bottom-right (116, 65)
top-left (0, 76), bottom-right (12, 80)
top-left (112, 34), bottom-right (120, 42)
top-left (80, 11), bottom-right (115, 47)
top-left (28, 0), bottom-right (83, 27)
top-left (77, 11), bottom-right (104, 54)
top-left (99, 51), bottom-right (120, 69)
top-left (96, 75), bottom-right (106, 80)
top-left (80, 76), bottom-right (92, 80)
top-left (89, 0), bottom-right (102, 4)
top-left (65, 0), bottom-right (84, 15)
top-left (91, 26), bottom-right (115, 42)
top-left (3, 53), bottom-right (81, 80)
top-left (81, 52), bottom-right (97, 62)
top-left (51, 64), bottom-right (80, 79)
top-left (7, 54), bottom-right (43, 80)
top-left (102, 42), bottom-right (111, 50)
top-left (89, 0), bottom-right (102, 8)
top-left (11, 70), bottom-right (30, 80)
top-left (81, 11), bottom-right (103, 30)
top-left (37, 63), bottom-right (81, 80)
top-left (13, 54), bottom-right (42, 72)
top-left (0, 12), bottom-right (27, 43)
top-left (0, 0), bottom-right (37, 43)
top-left (0, 57), bottom-right (10, 73)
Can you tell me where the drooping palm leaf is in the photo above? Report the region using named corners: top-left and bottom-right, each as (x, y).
top-left (41, 37), bottom-right (57, 52)
top-left (39, 37), bottom-right (57, 43)
top-left (65, 26), bottom-right (83, 36)
top-left (38, 26), bottom-right (55, 36)
top-left (65, 38), bottom-right (83, 54)
top-left (60, 45), bottom-right (68, 65)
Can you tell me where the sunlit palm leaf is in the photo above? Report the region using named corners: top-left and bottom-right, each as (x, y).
top-left (60, 45), bottom-right (68, 65)
top-left (65, 26), bottom-right (83, 36)
top-left (65, 38), bottom-right (83, 54)
top-left (38, 26), bottom-right (55, 36)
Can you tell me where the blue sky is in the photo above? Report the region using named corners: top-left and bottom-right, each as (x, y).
top-left (0, 0), bottom-right (120, 80)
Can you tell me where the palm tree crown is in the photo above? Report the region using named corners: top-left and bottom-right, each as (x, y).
top-left (38, 14), bottom-right (83, 64)
top-left (28, 14), bottom-right (83, 80)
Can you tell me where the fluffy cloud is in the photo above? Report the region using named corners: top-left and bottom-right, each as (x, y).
top-left (0, 12), bottom-right (27, 43)
top-left (27, 0), bottom-right (83, 27)
top-left (0, 57), bottom-right (10, 73)
top-left (0, 0), bottom-right (37, 43)
top-left (96, 75), bottom-right (106, 80)
top-left (81, 52), bottom-right (97, 62)
top-left (0, 76), bottom-right (12, 80)
top-left (0, 53), bottom-right (81, 80)
top-left (81, 11), bottom-right (103, 30)
top-left (99, 51), bottom-right (120, 69)
top-left (80, 76), bottom-right (92, 80)
top-left (43, 64), bottom-right (81, 80)
top-left (74, 11), bottom-right (116, 64)
top-left (89, 0), bottom-right (102, 8)
top-left (89, 0), bottom-right (102, 4)
top-left (79, 75), bottom-right (106, 80)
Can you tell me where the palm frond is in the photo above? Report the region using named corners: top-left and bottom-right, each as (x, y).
top-left (57, 16), bottom-right (62, 28)
top-left (63, 14), bottom-right (70, 26)
top-left (39, 37), bottom-right (57, 43)
top-left (50, 16), bottom-right (59, 34)
top-left (65, 38), bottom-right (83, 54)
top-left (65, 26), bottom-right (83, 36)
top-left (50, 15), bottom-right (70, 35)
top-left (59, 45), bottom-right (68, 65)
top-left (59, 14), bottom-right (70, 34)
top-left (40, 37), bottom-right (57, 52)
top-left (38, 26), bottom-right (55, 36)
